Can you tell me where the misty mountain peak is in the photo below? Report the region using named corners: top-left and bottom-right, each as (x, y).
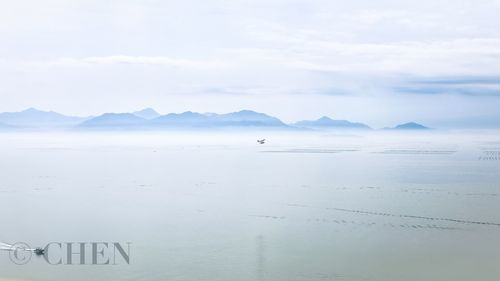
top-left (392, 122), bottom-right (430, 130)
top-left (23, 107), bottom-right (40, 112)
top-left (133, 108), bottom-right (160, 119)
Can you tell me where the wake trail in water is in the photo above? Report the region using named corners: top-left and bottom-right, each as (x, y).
top-left (0, 242), bottom-right (14, 251)
top-left (0, 242), bottom-right (36, 252)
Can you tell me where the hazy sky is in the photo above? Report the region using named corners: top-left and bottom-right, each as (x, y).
top-left (1, 0), bottom-right (500, 127)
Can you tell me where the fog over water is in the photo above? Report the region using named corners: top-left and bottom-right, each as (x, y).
top-left (1, 131), bottom-right (500, 281)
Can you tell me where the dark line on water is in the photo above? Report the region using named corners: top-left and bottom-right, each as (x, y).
top-left (261, 149), bottom-right (359, 154)
top-left (287, 204), bottom-right (500, 226)
top-left (327, 207), bottom-right (500, 226)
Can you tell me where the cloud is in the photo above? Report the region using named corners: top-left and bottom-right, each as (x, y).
top-left (395, 76), bottom-right (500, 96)
top-left (411, 76), bottom-right (500, 85)
top-left (31, 56), bottom-right (229, 70)
top-left (394, 86), bottom-right (500, 96)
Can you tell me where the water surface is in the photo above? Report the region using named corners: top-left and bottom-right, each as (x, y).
top-left (1, 131), bottom-right (499, 281)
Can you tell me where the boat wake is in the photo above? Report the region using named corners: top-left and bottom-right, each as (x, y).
top-left (0, 242), bottom-right (36, 252)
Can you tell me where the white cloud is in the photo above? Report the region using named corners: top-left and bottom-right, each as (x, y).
top-left (36, 56), bottom-right (230, 70)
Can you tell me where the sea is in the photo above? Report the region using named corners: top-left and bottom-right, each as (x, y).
top-left (1, 130), bottom-right (499, 281)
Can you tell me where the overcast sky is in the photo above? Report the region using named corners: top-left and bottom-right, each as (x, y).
top-left (1, 0), bottom-right (500, 127)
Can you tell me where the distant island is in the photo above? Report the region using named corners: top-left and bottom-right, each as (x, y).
top-left (385, 122), bottom-right (431, 130)
top-left (0, 107), bottom-right (432, 131)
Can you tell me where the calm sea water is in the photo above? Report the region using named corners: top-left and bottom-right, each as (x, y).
top-left (1, 131), bottom-right (500, 281)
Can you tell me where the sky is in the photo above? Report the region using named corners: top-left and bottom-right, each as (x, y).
top-left (1, 0), bottom-right (500, 128)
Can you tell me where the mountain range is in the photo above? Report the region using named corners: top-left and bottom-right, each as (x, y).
top-left (79, 110), bottom-right (288, 129)
top-left (0, 108), bottom-right (430, 131)
top-left (0, 108), bottom-right (90, 128)
top-left (292, 116), bottom-right (371, 130)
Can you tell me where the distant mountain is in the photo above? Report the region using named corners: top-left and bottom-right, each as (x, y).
top-left (133, 108), bottom-right (161, 119)
top-left (152, 110), bottom-right (288, 128)
top-left (389, 122), bottom-right (430, 130)
top-left (214, 110), bottom-right (286, 127)
top-left (0, 108), bottom-right (89, 128)
top-left (79, 110), bottom-right (289, 129)
top-left (77, 113), bottom-right (147, 128)
top-left (0, 122), bottom-right (15, 129)
top-left (152, 111), bottom-right (210, 127)
top-left (0, 108), bottom-right (437, 131)
top-left (292, 116), bottom-right (371, 130)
